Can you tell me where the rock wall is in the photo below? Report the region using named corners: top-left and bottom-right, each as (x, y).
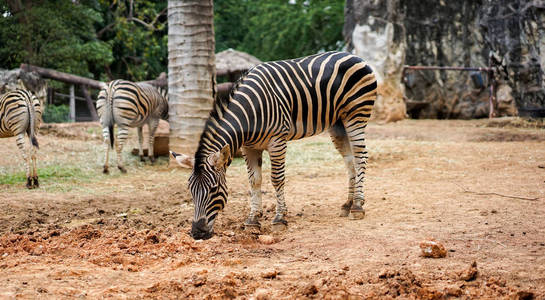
top-left (344, 0), bottom-right (545, 119)
top-left (0, 68), bottom-right (47, 103)
top-left (344, 0), bottom-right (407, 122)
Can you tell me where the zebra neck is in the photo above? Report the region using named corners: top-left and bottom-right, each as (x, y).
top-left (195, 104), bottom-right (243, 165)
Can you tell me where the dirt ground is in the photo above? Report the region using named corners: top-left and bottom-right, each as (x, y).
top-left (0, 118), bottom-right (544, 299)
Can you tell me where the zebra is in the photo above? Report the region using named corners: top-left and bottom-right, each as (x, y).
top-left (96, 80), bottom-right (168, 174)
top-left (175, 51), bottom-right (377, 240)
top-left (0, 89), bottom-right (42, 189)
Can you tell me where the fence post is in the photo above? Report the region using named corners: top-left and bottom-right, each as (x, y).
top-left (69, 85), bottom-right (76, 122)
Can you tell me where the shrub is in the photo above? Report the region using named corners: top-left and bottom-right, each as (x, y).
top-left (42, 104), bottom-right (70, 123)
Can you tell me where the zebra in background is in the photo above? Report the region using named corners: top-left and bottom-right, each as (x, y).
top-left (174, 51), bottom-right (377, 239)
top-left (0, 89), bottom-right (42, 189)
top-left (96, 80), bottom-right (168, 174)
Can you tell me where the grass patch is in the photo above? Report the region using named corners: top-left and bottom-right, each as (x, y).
top-left (0, 164), bottom-right (93, 185)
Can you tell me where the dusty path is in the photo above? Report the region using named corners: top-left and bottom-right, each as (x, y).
top-left (0, 119), bottom-right (544, 299)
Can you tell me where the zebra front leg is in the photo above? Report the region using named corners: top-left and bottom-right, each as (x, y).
top-left (268, 139), bottom-right (288, 231)
top-left (102, 126), bottom-right (111, 174)
top-left (137, 126), bottom-right (145, 162)
top-left (116, 126), bottom-right (129, 173)
top-left (242, 148), bottom-right (264, 228)
top-left (147, 119), bottom-right (159, 164)
top-left (329, 126), bottom-right (356, 217)
top-left (345, 122), bottom-right (369, 220)
top-left (15, 134), bottom-right (32, 189)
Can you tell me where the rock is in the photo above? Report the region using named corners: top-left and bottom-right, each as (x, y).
top-left (419, 240), bottom-right (447, 258)
top-left (258, 235), bottom-right (276, 245)
top-left (345, 0), bottom-right (544, 120)
top-left (254, 288), bottom-right (271, 300)
top-left (301, 283), bottom-right (318, 296)
top-left (444, 285), bottom-right (462, 297)
top-left (459, 261), bottom-right (478, 281)
top-left (261, 269), bottom-right (277, 279)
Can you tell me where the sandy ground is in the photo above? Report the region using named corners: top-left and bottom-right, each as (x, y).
top-left (0, 118), bottom-right (544, 299)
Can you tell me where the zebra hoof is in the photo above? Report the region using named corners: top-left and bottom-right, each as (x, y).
top-left (339, 208), bottom-right (350, 217)
top-left (149, 156), bottom-right (156, 164)
top-left (103, 166), bottom-right (109, 174)
top-left (244, 217), bottom-right (261, 230)
top-left (26, 177), bottom-right (33, 189)
top-left (140, 155), bottom-right (145, 162)
top-left (33, 177), bottom-right (39, 188)
top-left (118, 166), bottom-right (127, 174)
top-left (349, 209), bottom-right (365, 220)
top-left (271, 217), bottom-right (288, 231)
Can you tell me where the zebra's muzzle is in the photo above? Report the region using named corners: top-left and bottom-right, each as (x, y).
top-left (191, 218), bottom-right (213, 240)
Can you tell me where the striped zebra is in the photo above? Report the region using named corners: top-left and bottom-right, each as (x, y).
top-left (174, 51), bottom-right (377, 239)
top-left (96, 80), bottom-right (168, 174)
top-left (0, 89), bottom-right (42, 189)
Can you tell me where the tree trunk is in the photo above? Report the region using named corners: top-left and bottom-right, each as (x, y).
top-left (168, 0), bottom-right (216, 155)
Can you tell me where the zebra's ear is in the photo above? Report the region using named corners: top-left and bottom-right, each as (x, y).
top-left (170, 151), bottom-right (194, 168)
top-left (209, 144), bottom-right (231, 170)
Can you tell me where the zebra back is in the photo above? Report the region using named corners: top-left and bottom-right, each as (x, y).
top-left (97, 80), bottom-right (169, 129)
top-left (195, 51), bottom-right (377, 164)
top-left (0, 89), bottom-right (41, 146)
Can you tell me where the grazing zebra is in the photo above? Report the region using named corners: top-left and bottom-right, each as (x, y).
top-left (96, 80), bottom-right (168, 174)
top-left (0, 89), bottom-right (42, 189)
top-left (175, 51), bottom-right (377, 240)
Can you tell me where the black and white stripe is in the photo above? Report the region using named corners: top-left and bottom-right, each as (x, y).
top-left (184, 51), bottom-right (377, 239)
top-left (0, 89), bottom-right (42, 188)
top-left (96, 80), bottom-right (168, 173)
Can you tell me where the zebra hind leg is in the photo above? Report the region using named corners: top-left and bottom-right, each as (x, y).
top-left (344, 121), bottom-right (369, 220)
top-left (147, 119), bottom-right (159, 164)
top-left (242, 148), bottom-right (264, 229)
top-left (102, 126), bottom-right (111, 174)
top-left (268, 138), bottom-right (289, 231)
top-left (116, 126), bottom-right (129, 173)
top-left (137, 126), bottom-right (145, 162)
top-left (15, 133), bottom-right (33, 189)
top-left (329, 123), bottom-right (356, 217)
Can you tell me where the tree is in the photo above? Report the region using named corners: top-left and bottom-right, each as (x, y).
top-left (0, 0), bottom-right (112, 78)
top-left (214, 0), bottom-right (345, 61)
top-left (168, 0), bottom-right (215, 155)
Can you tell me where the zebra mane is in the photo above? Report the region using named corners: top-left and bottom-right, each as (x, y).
top-left (193, 67), bottom-right (255, 170)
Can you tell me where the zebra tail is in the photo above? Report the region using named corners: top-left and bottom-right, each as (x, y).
top-left (108, 124), bottom-right (114, 149)
top-left (101, 83), bottom-right (115, 149)
top-left (25, 92), bottom-right (39, 149)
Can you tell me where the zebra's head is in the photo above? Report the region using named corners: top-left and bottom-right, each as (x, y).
top-left (171, 145), bottom-right (231, 240)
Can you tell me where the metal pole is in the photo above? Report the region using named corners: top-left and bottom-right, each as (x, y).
top-left (403, 65), bottom-right (492, 72)
top-left (69, 85), bottom-right (76, 122)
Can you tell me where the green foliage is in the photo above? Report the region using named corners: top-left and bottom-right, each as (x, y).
top-left (0, 0), bottom-right (166, 82)
top-left (0, 0), bottom-right (345, 84)
top-left (0, 0), bottom-right (112, 77)
top-left (42, 104), bottom-right (70, 123)
top-left (215, 0), bottom-right (345, 61)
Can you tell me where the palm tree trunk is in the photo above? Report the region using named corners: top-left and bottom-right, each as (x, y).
top-left (168, 0), bottom-right (216, 155)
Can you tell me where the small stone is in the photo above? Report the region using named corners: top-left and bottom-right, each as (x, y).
top-left (254, 288), bottom-right (271, 300)
top-left (420, 240), bottom-right (447, 258)
top-left (444, 286), bottom-right (462, 297)
top-left (258, 235), bottom-right (276, 245)
top-left (459, 261), bottom-right (478, 281)
top-left (261, 269), bottom-right (277, 279)
top-left (301, 283), bottom-right (318, 296)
